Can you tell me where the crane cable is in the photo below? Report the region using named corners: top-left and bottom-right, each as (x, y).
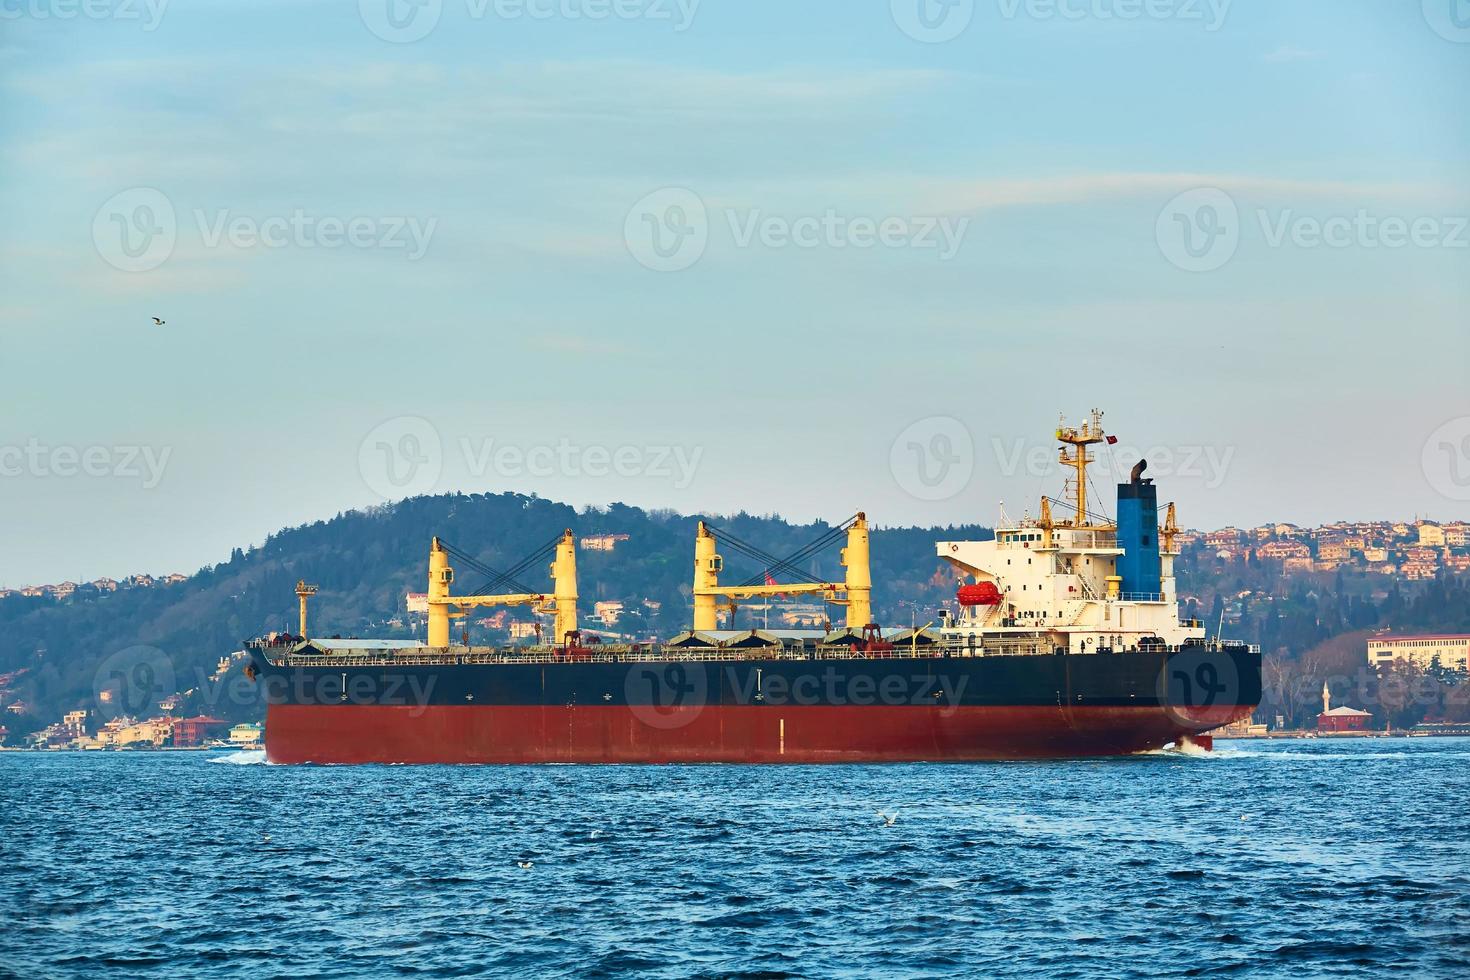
top-left (462, 532), bottom-right (563, 596)
top-left (437, 534), bottom-right (560, 597)
top-left (756, 516), bottom-right (860, 582)
top-left (713, 526), bottom-right (822, 584)
top-left (699, 514), bottom-right (859, 588)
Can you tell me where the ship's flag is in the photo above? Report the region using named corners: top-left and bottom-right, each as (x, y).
top-left (765, 572), bottom-right (787, 598)
top-left (1105, 435), bottom-right (1118, 445)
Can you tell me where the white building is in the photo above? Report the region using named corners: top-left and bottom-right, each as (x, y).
top-left (1367, 634), bottom-right (1470, 672)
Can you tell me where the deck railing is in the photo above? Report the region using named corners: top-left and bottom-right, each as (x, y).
top-left (250, 638), bottom-right (1259, 669)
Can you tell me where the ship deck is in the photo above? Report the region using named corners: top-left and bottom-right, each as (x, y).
top-left (250, 638), bottom-right (1257, 668)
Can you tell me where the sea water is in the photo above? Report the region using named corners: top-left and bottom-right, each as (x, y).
top-left (2, 739), bottom-right (1467, 978)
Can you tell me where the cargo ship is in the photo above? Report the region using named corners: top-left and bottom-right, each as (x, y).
top-left (246, 410), bottom-right (1260, 763)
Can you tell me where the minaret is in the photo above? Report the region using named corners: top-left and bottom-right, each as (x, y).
top-left (1322, 681), bottom-right (1330, 714)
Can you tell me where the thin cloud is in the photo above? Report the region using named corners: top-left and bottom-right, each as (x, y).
top-left (918, 173), bottom-right (1465, 215)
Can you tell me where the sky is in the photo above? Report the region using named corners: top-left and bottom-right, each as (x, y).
top-left (0, 0), bottom-right (1467, 585)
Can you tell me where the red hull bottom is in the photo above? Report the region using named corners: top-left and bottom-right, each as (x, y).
top-left (264, 704), bottom-right (1250, 764)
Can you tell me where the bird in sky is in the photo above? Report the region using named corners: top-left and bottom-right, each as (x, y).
top-left (152, 317), bottom-right (165, 326)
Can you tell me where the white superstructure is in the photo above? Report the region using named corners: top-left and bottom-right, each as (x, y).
top-left (936, 410), bottom-right (1206, 655)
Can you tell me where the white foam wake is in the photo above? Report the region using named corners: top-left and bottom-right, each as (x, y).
top-left (208, 749), bottom-right (267, 765)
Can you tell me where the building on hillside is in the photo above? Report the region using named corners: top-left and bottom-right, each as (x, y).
top-left (92, 577), bottom-right (119, 592)
top-left (593, 601), bottom-right (624, 625)
top-left (1257, 540), bottom-right (1311, 561)
top-left (1446, 554), bottom-right (1470, 573)
top-left (100, 716), bottom-right (172, 747)
top-left (1445, 524), bottom-right (1470, 547)
top-left (1204, 529), bottom-right (1242, 548)
top-left (580, 533), bottom-right (630, 552)
top-left (1403, 561), bottom-right (1438, 581)
top-left (1367, 634), bottom-right (1470, 672)
top-left (405, 592), bottom-right (428, 614)
top-left (172, 716), bottom-right (229, 747)
top-left (229, 722), bottom-right (264, 745)
top-left (1318, 541), bottom-right (1351, 561)
top-left (779, 603), bottom-right (829, 627)
top-left (60, 710), bottom-right (90, 739)
top-left (509, 622), bottom-right (541, 641)
top-left (1364, 546), bottom-right (1388, 563)
top-left (1417, 523), bottom-right (1446, 547)
top-left (1283, 557), bottom-right (1314, 574)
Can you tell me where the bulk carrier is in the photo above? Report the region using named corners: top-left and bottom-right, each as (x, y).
top-left (246, 411), bottom-right (1260, 763)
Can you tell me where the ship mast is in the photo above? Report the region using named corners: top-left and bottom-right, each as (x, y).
top-left (1055, 409), bottom-right (1105, 528)
top-left (295, 580), bottom-right (318, 637)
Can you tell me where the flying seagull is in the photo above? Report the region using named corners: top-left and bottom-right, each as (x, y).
top-left (875, 810), bottom-right (898, 828)
top-left (516, 860), bottom-right (533, 870)
top-left (152, 317), bottom-right (165, 326)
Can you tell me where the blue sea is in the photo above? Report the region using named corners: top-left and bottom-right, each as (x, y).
top-left (3, 739), bottom-right (1468, 979)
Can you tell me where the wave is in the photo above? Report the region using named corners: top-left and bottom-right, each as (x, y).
top-left (1208, 749), bottom-right (1470, 761)
top-left (207, 750), bottom-right (268, 765)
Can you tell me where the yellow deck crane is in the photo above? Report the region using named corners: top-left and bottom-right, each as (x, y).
top-left (691, 513), bottom-right (872, 632)
top-left (426, 530), bottom-right (578, 647)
